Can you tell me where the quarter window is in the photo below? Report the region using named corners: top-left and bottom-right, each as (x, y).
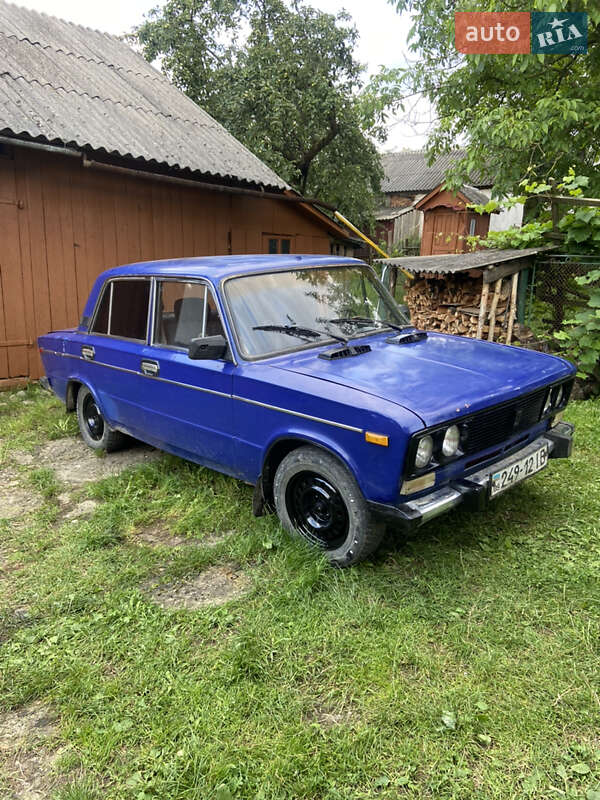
top-left (154, 280), bottom-right (224, 349)
top-left (90, 279), bottom-right (150, 341)
top-left (91, 283), bottom-right (110, 335)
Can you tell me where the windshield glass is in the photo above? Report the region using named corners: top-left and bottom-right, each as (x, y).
top-left (224, 264), bottom-right (410, 358)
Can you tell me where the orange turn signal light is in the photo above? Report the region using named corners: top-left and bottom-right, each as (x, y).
top-left (365, 431), bottom-right (389, 447)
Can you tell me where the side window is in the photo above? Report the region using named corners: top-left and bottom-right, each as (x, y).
top-left (91, 279), bottom-right (150, 340)
top-left (110, 280), bottom-right (151, 340)
top-left (90, 283), bottom-right (110, 335)
top-left (154, 281), bottom-right (224, 349)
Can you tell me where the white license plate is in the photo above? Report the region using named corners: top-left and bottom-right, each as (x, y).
top-left (490, 444), bottom-right (549, 498)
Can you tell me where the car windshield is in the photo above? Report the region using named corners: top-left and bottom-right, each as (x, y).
top-left (224, 264), bottom-right (410, 358)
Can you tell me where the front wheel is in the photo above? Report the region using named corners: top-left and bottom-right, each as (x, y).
top-left (76, 386), bottom-right (126, 452)
top-left (273, 446), bottom-right (384, 567)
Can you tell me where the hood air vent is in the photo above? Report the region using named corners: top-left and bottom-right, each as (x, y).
top-left (319, 344), bottom-right (372, 360)
top-left (386, 330), bottom-right (427, 344)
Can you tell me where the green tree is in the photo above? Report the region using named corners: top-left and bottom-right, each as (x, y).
top-left (135, 0), bottom-right (385, 226)
top-left (380, 0), bottom-right (600, 198)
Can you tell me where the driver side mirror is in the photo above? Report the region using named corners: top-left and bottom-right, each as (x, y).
top-left (188, 334), bottom-right (228, 361)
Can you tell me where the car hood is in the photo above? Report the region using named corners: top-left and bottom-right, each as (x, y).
top-left (270, 332), bottom-right (575, 427)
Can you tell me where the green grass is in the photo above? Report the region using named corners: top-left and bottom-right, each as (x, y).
top-left (1, 387), bottom-right (600, 799)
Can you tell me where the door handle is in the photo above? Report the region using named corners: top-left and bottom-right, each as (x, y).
top-left (81, 345), bottom-right (95, 361)
top-left (141, 359), bottom-right (159, 377)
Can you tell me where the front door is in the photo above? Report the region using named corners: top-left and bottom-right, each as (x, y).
top-left (141, 278), bottom-right (235, 473)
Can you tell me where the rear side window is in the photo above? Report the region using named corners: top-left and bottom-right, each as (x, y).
top-left (90, 279), bottom-right (150, 341)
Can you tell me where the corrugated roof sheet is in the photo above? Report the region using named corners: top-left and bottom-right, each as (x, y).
top-left (380, 150), bottom-right (492, 194)
top-left (375, 246), bottom-right (555, 274)
top-left (374, 204), bottom-right (416, 221)
top-left (0, 0), bottom-right (287, 189)
top-left (460, 184), bottom-right (491, 205)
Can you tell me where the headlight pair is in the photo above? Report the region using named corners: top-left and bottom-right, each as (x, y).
top-left (414, 424), bottom-right (461, 470)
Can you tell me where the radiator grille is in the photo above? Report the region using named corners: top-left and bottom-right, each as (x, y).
top-left (461, 387), bottom-right (547, 455)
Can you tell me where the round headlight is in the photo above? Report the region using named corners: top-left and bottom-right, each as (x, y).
top-left (415, 435), bottom-right (433, 469)
top-left (442, 425), bottom-right (461, 457)
top-left (552, 385), bottom-right (564, 408)
top-left (543, 391), bottom-right (552, 416)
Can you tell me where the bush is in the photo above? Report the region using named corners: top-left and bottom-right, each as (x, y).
top-left (554, 270), bottom-right (600, 384)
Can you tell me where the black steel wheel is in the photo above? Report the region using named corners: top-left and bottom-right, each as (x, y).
top-left (76, 386), bottom-right (126, 452)
top-left (82, 393), bottom-right (104, 441)
top-left (273, 446), bottom-right (384, 567)
top-left (286, 471), bottom-right (349, 550)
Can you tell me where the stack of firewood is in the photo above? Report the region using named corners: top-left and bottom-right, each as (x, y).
top-left (404, 271), bottom-right (528, 344)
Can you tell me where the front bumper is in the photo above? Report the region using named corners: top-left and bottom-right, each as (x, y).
top-left (368, 421), bottom-right (574, 530)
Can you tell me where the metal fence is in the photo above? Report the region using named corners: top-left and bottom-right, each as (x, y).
top-left (525, 254), bottom-right (600, 335)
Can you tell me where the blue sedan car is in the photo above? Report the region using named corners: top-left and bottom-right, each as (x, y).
top-left (39, 255), bottom-right (575, 566)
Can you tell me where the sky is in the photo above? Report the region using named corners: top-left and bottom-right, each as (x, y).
top-left (13, 0), bottom-right (432, 151)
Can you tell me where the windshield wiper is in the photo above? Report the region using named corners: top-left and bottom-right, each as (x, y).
top-left (326, 316), bottom-right (412, 334)
top-left (252, 323), bottom-right (348, 344)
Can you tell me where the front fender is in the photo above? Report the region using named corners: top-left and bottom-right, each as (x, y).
top-left (259, 415), bottom-right (411, 505)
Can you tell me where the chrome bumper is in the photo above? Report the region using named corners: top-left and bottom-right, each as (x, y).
top-left (368, 421), bottom-right (574, 529)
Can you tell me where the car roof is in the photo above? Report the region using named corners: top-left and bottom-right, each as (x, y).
top-left (101, 255), bottom-right (366, 283)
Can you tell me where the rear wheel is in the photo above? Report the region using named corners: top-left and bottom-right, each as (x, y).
top-left (273, 446), bottom-right (384, 567)
top-left (76, 386), bottom-right (126, 452)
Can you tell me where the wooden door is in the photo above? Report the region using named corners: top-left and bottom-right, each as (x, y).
top-left (431, 211), bottom-right (459, 254)
top-left (0, 159), bottom-right (29, 380)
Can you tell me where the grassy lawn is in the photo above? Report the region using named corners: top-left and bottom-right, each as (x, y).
top-left (1, 386), bottom-right (599, 800)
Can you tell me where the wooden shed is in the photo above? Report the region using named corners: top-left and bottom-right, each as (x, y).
top-left (0, 1), bottom-right (352, 385)
top-left (416, 183), bottom-right (493, 256)
top-left (376, 247), bottom-right (555, 345)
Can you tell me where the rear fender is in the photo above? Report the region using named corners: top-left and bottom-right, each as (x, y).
top-left (63, 374), bottom-right (116, 429)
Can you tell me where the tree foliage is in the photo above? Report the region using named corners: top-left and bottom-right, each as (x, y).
top-left (135, 0), bottom-right (386, 226)
top-left (467, 169), bottom-right (599, 251)
top-left (555, 271), bottom-right (600, 382)
top-left (381, 0), bottom-right (600, 198)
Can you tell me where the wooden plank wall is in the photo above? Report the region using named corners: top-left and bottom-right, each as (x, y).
top-left (0, 147), bottom-right (332, 381)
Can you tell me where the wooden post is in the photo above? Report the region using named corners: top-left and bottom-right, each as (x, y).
top-left (476, 282), bottom-right (490, 339)
top-left (517, 267), bottom-right (529, 324)
top-left (487, 279), bottom-right (503, 342)
top-left (506, 272), bottom-right (520, 345)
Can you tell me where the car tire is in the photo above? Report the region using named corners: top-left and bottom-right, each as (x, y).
top-left (76, 386), bottom-right (126, 452)
top-left (273, 446), bottom-right (384, 567)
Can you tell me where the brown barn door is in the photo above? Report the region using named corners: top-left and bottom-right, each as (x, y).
top-left (431, 212), bottom-right (459, 255)
top-left (0, 165), bottom-right (29, 381)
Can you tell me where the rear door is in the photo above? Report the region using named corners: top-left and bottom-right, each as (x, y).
top-left (81, 277), bottom-right (152, 438)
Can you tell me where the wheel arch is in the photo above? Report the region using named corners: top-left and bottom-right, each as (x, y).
top-left (65, 379), bottom-right (83, 412)
top-left (258, 434), bottom-right (359, 514)
top-left (67, 380), bottom-right (106, 422)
